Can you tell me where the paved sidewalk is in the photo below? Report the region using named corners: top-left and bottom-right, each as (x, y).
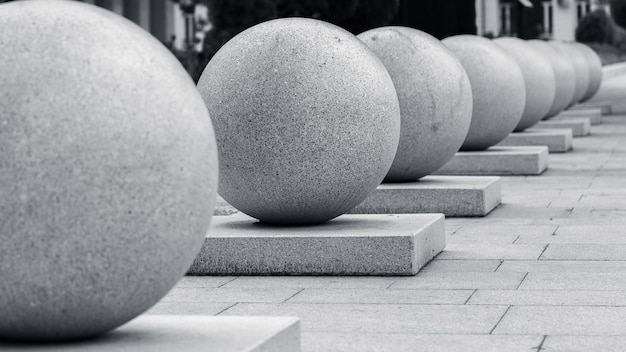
top-left (150, 102), bottom-right (626, 350)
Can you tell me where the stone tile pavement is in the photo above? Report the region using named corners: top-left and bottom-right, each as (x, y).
top-left (149, 107), bottom-right (626, 349)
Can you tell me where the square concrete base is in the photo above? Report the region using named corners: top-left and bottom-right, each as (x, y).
top-left (496, 128), bottom-right (573, 153)
top-left (570, 101), bottom-right (613, 115)
top-left (433, 146), bottom-right (549, 176)
top-left (537, 118), bottom-right (591, 137)
top-left (189, 213), bottom-right (445, 276)
top-left (555, 108), bottom-right (602, 125)
top-left (0, 315), bottom-right (301, 352)
top-left (348, 175), bottom-right (501, 217)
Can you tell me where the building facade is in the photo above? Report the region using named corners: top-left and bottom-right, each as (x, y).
top-left (476, 0), bottom-right (610, 40)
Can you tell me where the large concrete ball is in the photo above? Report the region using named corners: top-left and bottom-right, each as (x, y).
top-left (527, 40), bottom-right (577, 118)
top-left (571, 42), bottom-right (604, 102)
top-left (493, 37), bottom-right (556, 132)
top-left (197, 18), bottom-right (401, 225)
top-left (357, 27), bottom-right (472, 182)
top-left (550, 41), bottom-right (591, 107)
top-left (442, 35), bottom-right (525, 151)
top-left (0, 1), bottom-right (218, 341)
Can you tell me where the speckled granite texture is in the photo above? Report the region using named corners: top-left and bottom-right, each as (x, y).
top-left (358, 27), bottom-right (472, 182)
top-left (527, 40), bottom-right (577, 119)
top-left (572, 42), bottom-right (604, 102)
top-left (442, 35), bottom-right (525, 151)
top-left (0, 0), bottom-right (218, 341)
top-left (493, 37), bottom-right (556, 132)
top-left (550, 41), bottom-right (590, 108)
top-left (197, 18), bottom-right (400, 225)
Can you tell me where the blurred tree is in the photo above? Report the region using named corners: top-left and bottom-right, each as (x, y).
top-left (611, 0), bottom-right (626, 28)
top-left (576, 9), bottom-right (616, 44)
top-left (393, 0), bottom-right (476, 39)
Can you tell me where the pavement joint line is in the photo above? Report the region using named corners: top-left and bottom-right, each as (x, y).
top-left (537, 244), bottom-right (550, 260)
top-left (463, 290), bottom-right (478, 305)
top-left (493, 260), bottom-right (504, 272)
top-left (534, 335), bottom-right (548, 351)
top-left (552, 225), bottom-right (560, 236)
top-left (512, 235), bottom-right (521, 244)
top-left (515, 273), bottom-right (529, 290)
top-left (488, 305), bottom-right (512, 334)
top-left (282, 288), bottom-right (305, 303)
top-left (217, 276), bottom-right (239, 288)
top-left (215, 302), bottom-right (239, 316)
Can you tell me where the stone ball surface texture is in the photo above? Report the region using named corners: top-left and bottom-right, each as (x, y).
top-left (550, 41), bottom-right (591, 107)
top-left (442, 35), bottom-right (525, 151)
top-left (527, 40), bottom-right (577, 118)
top-left (493, 37), bottom-right (556, 131)
top-left (571, 42), bottom-right (604, 102)
top-left (197, 18), bottom-right (401, 225)
top-left (0, 0), bottom-right (218, 342)
top-left (357, 27), bottom-right (472, 182)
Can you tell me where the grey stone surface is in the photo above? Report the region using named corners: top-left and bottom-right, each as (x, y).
top-left (520, 272), bottom-right (626, 290)
top-left (0, 1), bottom-right (218, 342)
top-left (527, 40), bottom-right (577, 118)
top-left (421, 259), bottom-right (503, 272)
top-left (496, 128), bottom-right (573, 153)
top-left (555, 108), bottom-right (602, 125)
top-left (468, 289), bottom-right (626, 306)
top-left (197, 18), bottom-right (401, 225)
top-left (543, 336), bottom-right (626, 352)
top-left (571, 100), bottom-right (612, 115)
top-left (572, 42), bottom-right (604, 102)
top-left (442, 35), bottom-right (525, 151)
top-left (493, 37), bottom-right (556, 132)
top-left (349, 175), bottom-right (501, 216)
top-left (434, 146), bottom-right (549, 176)
top-left (540, 244), bottom-right (626, 260)
top-left (498, 260), bottom-right (626, 273)
top-left (303, 333), bottom-right (543, 352)
top-left (549, 41), bottom-right (591, 108)
top-left (440, 244), bottom-right (546, 260)
top-left (493, 306), bottom-right (626, 335)
top-left (0, 316), bottom-right (301, 352)
top-left (189, 213), bottom-right (445, 275)
top-left (221, 276), bottom-right (399, 290)
top-left (287, 288), bottom-right (473, 304)
top-left (358, 27), bottom-right (472, 181)
top-left (537, 118), bottom-right (591, 137)
top-left (390, 271), bottom-right (527, 290)
top-left (222, 303), bottom-right (508, 334)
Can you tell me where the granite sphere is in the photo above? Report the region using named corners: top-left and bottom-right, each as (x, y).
top-left (442, 35), bottom-right (525, 151)
top-left (527, 40), bottom-right (577, 118)
top-left (197, 18), bottom-right (401, 225)
top-left (549, 41), bottom-right (591, 108)
top-left (493, 37), bottom-right (556, 132)
top-left (0, 1), bottom-right (218, 341)
top-left (357, 27), bottom-right (472, 182)
top-left (571, 42), bottom-right (604, 102)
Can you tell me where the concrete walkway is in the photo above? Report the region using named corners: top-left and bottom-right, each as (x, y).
top-left (149, 80), bottom-right (626, 351)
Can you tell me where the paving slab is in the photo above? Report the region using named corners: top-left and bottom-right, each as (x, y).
top-left (496, 128), bottom-right (573, 153)
top-left (221, 303), bottom-right (508, 334)
top-left (570, 100), bottom-right (613, 115)
top-left (537, 118), bottom-right (591, 136)
top-left (554, 108), bottom-right (603, 125)
top-left (189, 213), bottom-right (445, 276)
top-left (540, 244), bottom-right (626, 260)
top-left (543, 336), bottom-right (626, 352)
top-left (389, 271), bottom-right (526, 290)
top-left (286, 288), bottom-right (473, 305)
top-left (434, 146), bottom-right (549, 176)
top-left (497, 259), bottom-right (626, 273)
top-left (0, 315), bottom-right (301, 352)
top-left (448, 225), bottom-right (556, 244)
top-left (349, 176), bottom-right (501, 217)
top-left (516, 225), bottom-right (626, 244)
top-left (420, 259), bottom-right (502, 272)
top-left (468, 289), bottom-right (626, 306)
top-left (439, 243), bottom-right (547, 260)
top-left (302, 333), bottom-right (543, 352)
top-left (221, 276), bottom-right (399, 290)
top-left (519, 272), bottom-right (626, 290)
top-left (493, 306), bottom-right (626, 335)
top-left (160, 287), bottom-right (302, 303)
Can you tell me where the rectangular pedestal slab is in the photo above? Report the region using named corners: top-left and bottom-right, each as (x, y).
top-left (555, 108), bottom-right (602, 125)
top-left (570, 101), bottom-right (613, 115)
top-left (0, 315), bottom-right (301, 352)
top-left (536, 118), bottom-right (591, 137)
top-left (189, 213), bottom-right (445, 276)
top-left (433, 146), bottom-right (549, 176)
top-left (496, 128), bottom-right (573, 153)
top-left (348, 176), bottom-right (501, 217)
